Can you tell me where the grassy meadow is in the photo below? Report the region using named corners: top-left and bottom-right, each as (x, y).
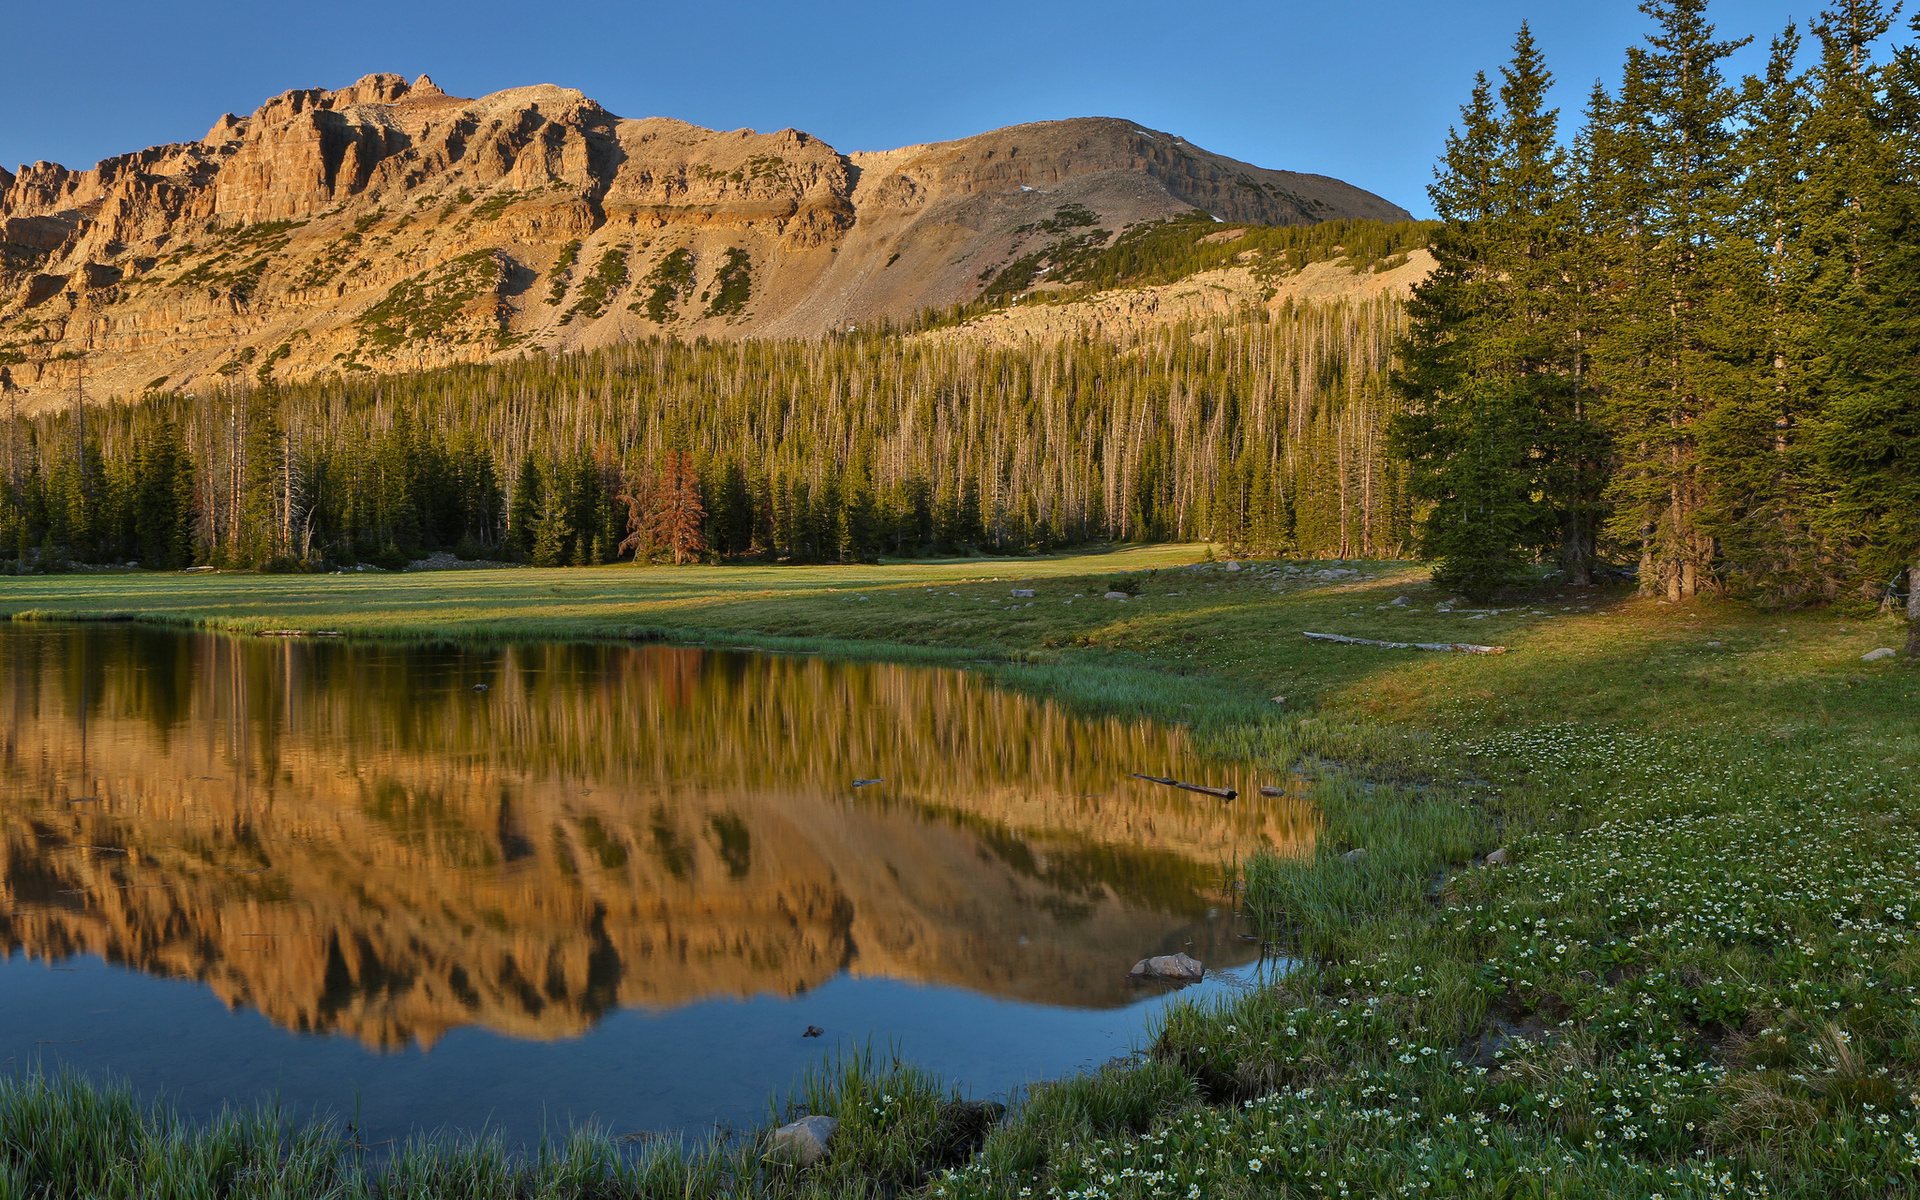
top-left (1, 547), bottom-right (1916, 1198)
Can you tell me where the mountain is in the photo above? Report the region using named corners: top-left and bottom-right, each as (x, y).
top-left (0, 73), bottom-right (1409, 409)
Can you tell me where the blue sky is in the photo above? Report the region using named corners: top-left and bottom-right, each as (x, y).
top-left (3, 1), bottom-right (1825, 218)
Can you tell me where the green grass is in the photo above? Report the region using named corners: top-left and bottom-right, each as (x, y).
top-left (2, 546), bottom-right (1917, 1197)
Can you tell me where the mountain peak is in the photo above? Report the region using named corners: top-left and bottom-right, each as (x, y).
top-left (0, 76), bottom-right (1411, 407)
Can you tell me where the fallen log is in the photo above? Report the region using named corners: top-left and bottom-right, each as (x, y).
top-left (1302, 631), bottom-right (1506, 655)
top-left (1129, 773), bottom-right (1237, 801)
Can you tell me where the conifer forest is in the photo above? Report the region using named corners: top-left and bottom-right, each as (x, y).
top-left (0, 304), bottom-right (1414, 572)
top-left (1396, 0), bottom-right (1920, 615)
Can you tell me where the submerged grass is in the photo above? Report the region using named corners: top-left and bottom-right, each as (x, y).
top-left (2, 547), bottom-right (1918, 1196)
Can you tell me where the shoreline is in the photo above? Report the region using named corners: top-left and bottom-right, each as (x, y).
top-left (1, 553), bottom-right (1915, 1197)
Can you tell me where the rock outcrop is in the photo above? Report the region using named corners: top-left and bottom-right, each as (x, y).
top-left (0, 74), bottom-right (1410, 409)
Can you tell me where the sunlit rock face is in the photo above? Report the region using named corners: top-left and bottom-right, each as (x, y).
top-left (0, 73), bottom-right (1408, 408)
top-left (0, 627), bottom-right (1313, 1049)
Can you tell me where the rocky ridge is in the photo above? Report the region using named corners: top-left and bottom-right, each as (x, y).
top-left (0, 73), bottom-right (1410, 409)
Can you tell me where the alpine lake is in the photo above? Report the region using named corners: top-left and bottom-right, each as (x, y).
top-left (0, 624), bottom-right (1312, 1146)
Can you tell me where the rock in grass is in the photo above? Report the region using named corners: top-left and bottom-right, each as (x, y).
top-left (1863, 648), bottom-right (1897, 662)
top-left (1010, 588), bottom-right (1035, 598)
top-left (1104, 591), bottom-right (1131, 601)
top-left (1340, 848), bottom-right (1367, 865)
top-left (769, 1115), bottom-right (839, 1166)
top-left (1128, 952), bottom-right (1204, 981)
top-left (1485, 846), bottom-right (1510, 866)
top-left (1391, 596), bottom-right (1411, 606)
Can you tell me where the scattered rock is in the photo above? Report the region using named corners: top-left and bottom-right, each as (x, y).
top-left (1010, 588), bottom-right (1035, 598)
top-left (1863, 648), bottom-right (1898, 662)
top-left (769, 1115), bottom-right (839, 1166)
top-left (1128, 952), bottom-right (1205, 982)
top-left (1485, 846), bottom-right (1509, 866)
top-left (1225, 561), bottom-right (1242, 572)
top-left (1104, 591), bottom-right (1131, 601)
top-left (802, 1025), bottom-right (825, 1038)
top-left (404, 550), bottom-right (521, 571)
top-left (1340, 848), bottom-right (1367, 865)
top-left (1270, 695), bottom-right (1287, 706)
top-left (1390, 596), bottom-right (1410, 607)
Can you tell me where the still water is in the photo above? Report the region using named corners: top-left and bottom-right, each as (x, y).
top-left (0, 626), bottom-right (1313, 1144)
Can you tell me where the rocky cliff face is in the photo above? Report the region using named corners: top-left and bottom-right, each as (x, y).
top-left (0, 73), bottom-right (1409, 409)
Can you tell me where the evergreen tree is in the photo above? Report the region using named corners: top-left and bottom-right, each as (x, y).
top-left (1815, 11), bottom-right (1920, 652)
top-left (133, 416), bottom-right (197, 568)
top-left (530, 468), bottom-right (573, 569)
top-left (507, 455), bottom-right (540, 561)
top-left (1588, 0), bottom-right (1752, 600)
top-left (1393, 29), bottom-right (1596, 600)
top-left (1697, 25), bottom-right (1820, 597)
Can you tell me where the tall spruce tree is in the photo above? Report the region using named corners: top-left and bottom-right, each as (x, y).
top-left (1815, 11), bottom-right (1920, 652)
top-left (1588, 0), bottom-right (1751, 600)
top-left (1698, 25), bottom-right (1819, 597)
top-left (132, 415), bottom-right (196, 568)
top-left (1392, 28), bottom-right (1594, 600)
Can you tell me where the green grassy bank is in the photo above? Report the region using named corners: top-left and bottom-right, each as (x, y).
top-left (2, 549), bottom-right (1917, 1198)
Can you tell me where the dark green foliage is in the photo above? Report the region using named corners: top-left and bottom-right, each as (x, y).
top-left (0, 302), bottom-right (1412, 569)
top-left (1398, 3), bottom-right (1920, 618)
top-left (635, 248), bottom-right (696, 323)
top-left (703, 247), bottom-right (753, 319)
top-left (1392, 28), bottom-right (1605, 601)
top-left (1021, 203), bottom-right (1101, 234)
top-left (982, 230), bottom-right (1112, 298)
top-left (565, 248), bottom-right (628, 323)
top-left (545, 239), bottom-right (580, 305)
top-left (469, 190), bottom-right (523, 221)
top-left (1056, 213), bottom-right (1437, 296)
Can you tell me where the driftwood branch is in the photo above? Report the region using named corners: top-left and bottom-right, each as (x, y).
top-left (1129, 773), bottom-right (1238, 801)
top-left (1302, 631), bottom-right (1507, 655)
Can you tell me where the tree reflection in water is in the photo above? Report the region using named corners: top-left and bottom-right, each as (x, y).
top-left (0, 627), bottom-right (1315, 1051)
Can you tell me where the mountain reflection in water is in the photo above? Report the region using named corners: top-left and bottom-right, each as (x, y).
top-left (0, 626), bottom-right (1313, 1058)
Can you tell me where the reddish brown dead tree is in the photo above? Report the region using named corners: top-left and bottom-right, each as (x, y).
top-left (617, 461), bottom-right (658, 563)
top-left (622, 450), bottom-right (706, 564)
